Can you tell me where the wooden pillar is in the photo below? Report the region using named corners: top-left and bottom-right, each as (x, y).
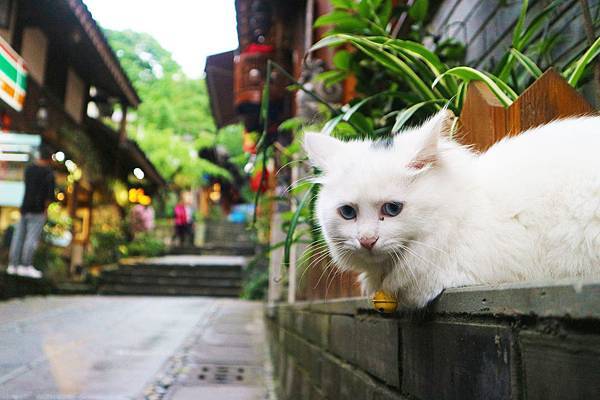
top-left (119, 103), bottom-right (128, 143)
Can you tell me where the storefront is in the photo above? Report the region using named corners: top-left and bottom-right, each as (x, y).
top-left (0, 30), bottom-right (30, 233)
top-left (0, 132), bottom-right (38, 231)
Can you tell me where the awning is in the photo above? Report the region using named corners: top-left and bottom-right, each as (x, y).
top-left (205, 50), bottom-right (237, 129)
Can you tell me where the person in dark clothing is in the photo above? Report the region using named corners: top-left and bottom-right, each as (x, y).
top-left (7, 145), bottom-right (55, 278)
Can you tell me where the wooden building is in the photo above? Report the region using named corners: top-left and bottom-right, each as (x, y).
top-left (0, 0), bottom-right (165, 271)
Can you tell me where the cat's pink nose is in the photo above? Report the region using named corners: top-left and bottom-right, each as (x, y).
top-left (359, 236), bottom-right (378, 250)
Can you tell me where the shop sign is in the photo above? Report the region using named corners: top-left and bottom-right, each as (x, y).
top-left (0, 35), bottom-right (27, 111)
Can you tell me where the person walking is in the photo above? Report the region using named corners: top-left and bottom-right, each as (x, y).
top-left (173, 192), bottom-right (193, 247)
top-left (7, 145), bottom-right (55, 278)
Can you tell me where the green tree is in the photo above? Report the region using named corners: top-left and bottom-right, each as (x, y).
top-left (104, 29), bottom-right (244, 188)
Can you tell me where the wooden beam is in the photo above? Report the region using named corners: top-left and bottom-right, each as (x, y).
top-left (118, 104), bottom-right (127, 143)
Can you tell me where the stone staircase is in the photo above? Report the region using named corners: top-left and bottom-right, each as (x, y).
top-left (98, 256), bottom-right (247, 297)
top-left (98, 220), bottom-right (256, 297)
top-left (171, 220), bottom-right (256, 257)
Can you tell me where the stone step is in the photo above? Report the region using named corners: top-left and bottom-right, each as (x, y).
top-left (170, 244), bottom-right (255, 257)
top-left (106, 266), bottom-right (243, 279)
top-left (100, 275), bottom-right (242, 288)
top-left (98, 284), bottom-right (241, 297)
top-left (98, 255), bottom-right (246, 298)
top-left (0, 273), bottom-right (53, 299)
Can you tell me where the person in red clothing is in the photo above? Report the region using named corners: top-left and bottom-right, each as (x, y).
top-left (173, 192), bottom-right (193, 247)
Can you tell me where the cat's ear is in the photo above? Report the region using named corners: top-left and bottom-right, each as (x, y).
top-left (303, 132), bottom-right (344, 170)
top-left (407, 109), bottom-right (455, 171)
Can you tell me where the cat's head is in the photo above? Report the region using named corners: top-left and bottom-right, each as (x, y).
top-left (304, 110), bottom-right (464, 276)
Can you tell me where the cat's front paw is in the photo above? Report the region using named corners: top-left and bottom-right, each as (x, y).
top-left (381, 276), bottom-right (443, 310)
top-left (358, 272), bottom-right (384, 297)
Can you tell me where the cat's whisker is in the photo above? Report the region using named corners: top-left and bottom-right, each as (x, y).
top-left (399, 244), bottom-right (439, 277)
top-left (276, 159), bottom-right (307, 176)
top-left (406, 239), bottom-right (449, 257)
top-left (390, 247), bottom-right (419, 292)
top-left (285, 175), bottom-right (317, 194)
top-left (313, 256), bottom-right (338, 289)
top-left (299, 248), bottom-right (332, 275)
top-left (324, 259), bottom-right (339, 298)
top-left (325, 251), bottom-right (349, 299)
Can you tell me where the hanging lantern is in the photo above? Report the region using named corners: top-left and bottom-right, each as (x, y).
top-left (249, 167), bottom-right (269, 193)
top-left (242, 130), bottom-right (257, 154)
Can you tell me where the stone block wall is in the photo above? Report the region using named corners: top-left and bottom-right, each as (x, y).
top-left (266, 281), bottom-right (600, 400)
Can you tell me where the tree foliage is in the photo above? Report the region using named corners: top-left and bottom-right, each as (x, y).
top-left (105, 29), bottom-right (244, 188)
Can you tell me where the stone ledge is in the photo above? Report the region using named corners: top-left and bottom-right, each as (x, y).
top-left (269, 279), bottom-right (600, 319)
top-left (268, 279), bottom-right (600, 400)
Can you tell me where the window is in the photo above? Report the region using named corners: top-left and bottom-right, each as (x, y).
top-left (0, 0), bottom-right (12, 30)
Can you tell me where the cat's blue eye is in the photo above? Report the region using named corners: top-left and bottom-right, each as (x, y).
top-left (381, 202), bottom-right (403, 217)
top-left (338, 205), bottom-right (357, 220)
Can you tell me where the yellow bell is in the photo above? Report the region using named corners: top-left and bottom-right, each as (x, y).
top-left (372, 291), bottom-right (398, 314)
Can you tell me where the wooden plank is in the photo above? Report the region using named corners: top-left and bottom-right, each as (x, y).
top-left (508, 68), bottom-right (594, 134)
top-left (458, 80), bottom-right (507, 151)
top-left (459, 68), bottom-right (594, 152)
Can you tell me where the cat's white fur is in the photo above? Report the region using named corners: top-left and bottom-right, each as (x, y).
top-left (304, 111), bottom-right (600, 308)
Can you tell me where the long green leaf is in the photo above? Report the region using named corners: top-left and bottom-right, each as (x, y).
top-left (322, 114), bottom-right (344, 136)
top-left (512, 0), bottom-right (529, 49)
top-left (392, 100), bottom-right (446, 133)
top-left (434, 67), bottom-right (515, 107)
top-left (454, 81), bottom-right (468, 110)
top-left (309, 35), bottom-right (347, 53)
top-left (567, 36), bottom-right (600, 87)
top-left (509, 48), bottom-right (542, 79)
top-left (315, 11), bottom-right (366, 29)
top-left (409, 0), bottom-right (429, 23)
top-left (346, 36), bottom-right (438, 100)
top-left (283, 186), bottom-right (314, 268)
top-left (498, 0), bottom-right (559, 81)
top-left (517, 0), bottom-right (561, 49)
top-left (330, 0), bottom-right (353, 8)
top-left (382, 39), bottom-right (458, 94)
top-left (485, 71), bottom-right (519, 100)
top-left (385, 39), bottom-right (446, 74)
top-left (343, 95), bottom-right (379, 122)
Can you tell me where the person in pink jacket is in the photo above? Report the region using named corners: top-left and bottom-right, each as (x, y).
top-left (174, 192), bottom-right (193, 246)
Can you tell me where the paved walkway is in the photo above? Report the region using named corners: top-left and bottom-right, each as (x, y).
top-left (0, 296), bottom-right (270, 400)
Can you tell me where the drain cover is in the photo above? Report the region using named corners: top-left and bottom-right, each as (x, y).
top-left (182, 364), bottom-right (262, 386)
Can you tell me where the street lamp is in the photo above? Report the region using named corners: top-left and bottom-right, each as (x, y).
top-left (36, 101), bottom-right (49, 131)
top-left (133, 168), bottom-right (145, 180)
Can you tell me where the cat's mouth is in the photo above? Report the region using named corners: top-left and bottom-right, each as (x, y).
top-left (351, 240), bottom-right (410, 263)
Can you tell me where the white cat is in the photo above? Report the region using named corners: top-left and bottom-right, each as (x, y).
top-left (304, 110), bottom-right (600, 308)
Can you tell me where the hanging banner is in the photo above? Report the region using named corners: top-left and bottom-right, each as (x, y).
top-left (0, 35), bottom-right (27, 112)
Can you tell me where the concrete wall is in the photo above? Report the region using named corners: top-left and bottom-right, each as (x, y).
top-left (266, 281), bottom-right (600, 400)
